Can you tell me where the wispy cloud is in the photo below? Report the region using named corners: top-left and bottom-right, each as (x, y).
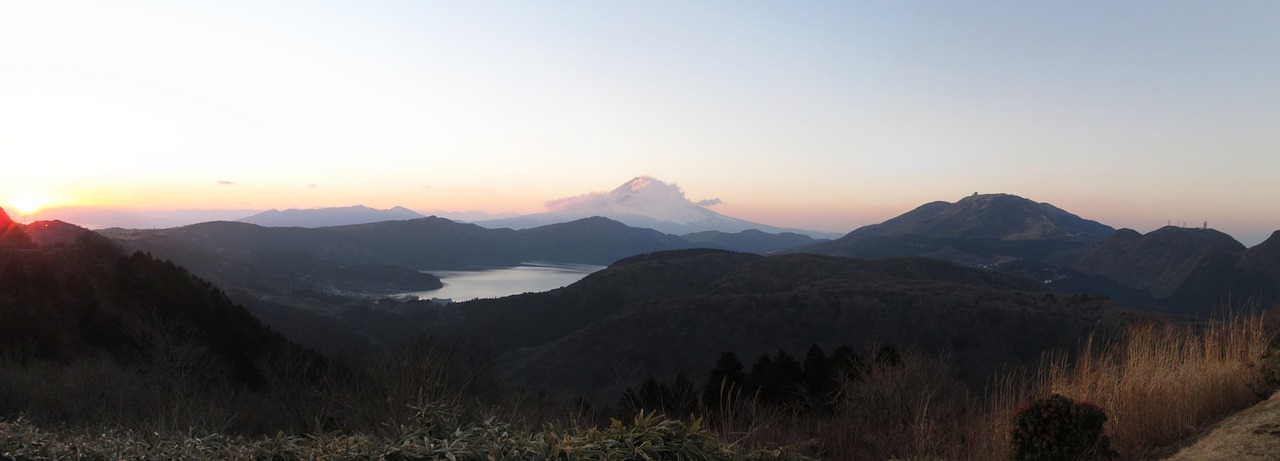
top-left (696, 198), bottom-right (722, 207)
top-left (545, 193), bottom-right (608, 212)
top-left (306, 183), bottom-right (318, 189)
top-left (216, 180), bottom-right (235, 186)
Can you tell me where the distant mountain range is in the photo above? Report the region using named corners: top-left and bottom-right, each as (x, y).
top-left (100, 216), bottom-right (694, 303)
top-left (795, 193), bottom-right (1280, 312)
top-left (477, 176), bottom-right (839, 238)
top-left (21, 207), bottom-right (260, 230)
top-left (89, 189), bottom-right (1280, 316)
top-left (238, 205), bottom-right (425, 227)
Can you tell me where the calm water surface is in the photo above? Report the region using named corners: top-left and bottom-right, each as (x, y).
top-left (406, 262), bottom-right (604, 302)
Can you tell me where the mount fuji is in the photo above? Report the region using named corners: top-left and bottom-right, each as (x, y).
top-left (476, 177), bottom-right (834, 238)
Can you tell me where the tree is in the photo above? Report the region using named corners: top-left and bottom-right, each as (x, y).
top-left (703, 351), bottom-right (746, 408)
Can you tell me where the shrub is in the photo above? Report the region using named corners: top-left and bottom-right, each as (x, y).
top-left (1009, 394), bottom-right (1115, 461)
top-left (1251, 348), bottom-right (1280, 397)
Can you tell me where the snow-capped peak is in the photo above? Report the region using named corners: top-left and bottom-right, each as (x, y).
top-left (612, 176), bottom-right (668, 195)
top-left (476, 176), bottom-right (833, 238)
top-left (547, 176), bottom-right (714, 225)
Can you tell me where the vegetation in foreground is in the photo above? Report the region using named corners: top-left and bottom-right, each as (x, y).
top-left (0, 410), bottom-right (809, 461)
top-left (7, 307), bottom-right (1269, 461)
top-left (629, 308), bottom-right (1278, 460)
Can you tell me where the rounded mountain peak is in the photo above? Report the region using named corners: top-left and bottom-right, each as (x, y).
top-left (903, 193), bottom-right (1109, 241)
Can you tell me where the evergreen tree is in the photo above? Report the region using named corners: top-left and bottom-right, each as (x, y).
top-left (802, 344), bottom-right (833, 397)
top-left (703, 351), bottom-right (746, 408)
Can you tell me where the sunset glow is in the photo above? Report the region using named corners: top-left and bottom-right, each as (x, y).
top-left (7, 192), bottom-right (53, 215)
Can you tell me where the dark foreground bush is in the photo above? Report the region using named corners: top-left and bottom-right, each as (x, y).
top-left (1010, 393), bottom-right (1116, 461)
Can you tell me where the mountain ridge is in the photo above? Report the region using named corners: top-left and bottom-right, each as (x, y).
top-left (238, 205), bottom-right (426, 228)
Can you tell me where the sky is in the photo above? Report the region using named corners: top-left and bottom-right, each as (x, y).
top-left (2, 1), bottom-right (1278, 245)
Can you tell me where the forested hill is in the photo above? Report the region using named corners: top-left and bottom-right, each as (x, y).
top-left (435, 249), bottom-right (1121, 401)
top-left (0, 216), bottom-right (328, 431)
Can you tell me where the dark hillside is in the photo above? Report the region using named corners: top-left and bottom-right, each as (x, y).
top-left (1073, 226), bottom-right (1246, 299)
top-left (439, 251), bottom-right (1119, 401)
top-left (0, 221), bottom-right (332, 432)
top-left (682, 229), bottom-right (822, 253)
top-left (451, 249), bottom-right (760, 350)
top-left (513, 216), bottom-right (693, 264)
top-left (0, 229), bottom-right (305, 383)
top-left (1240, 231), bottom-right (1280, 292)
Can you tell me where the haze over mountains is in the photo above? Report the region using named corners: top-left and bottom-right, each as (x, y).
top-left (19, 207), bottom-right (259, 231)
top-left (238, 205), bottom-right (425, 228)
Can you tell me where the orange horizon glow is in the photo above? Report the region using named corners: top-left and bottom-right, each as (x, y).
top-left (4, 192), bottom-right (59, 215)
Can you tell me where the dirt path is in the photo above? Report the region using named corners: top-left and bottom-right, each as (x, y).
top-left (1166, 392), bottom-right (1280, 460)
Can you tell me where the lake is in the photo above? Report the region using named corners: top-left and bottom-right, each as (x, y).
top-left (404, 262), bottom-right (605, 303)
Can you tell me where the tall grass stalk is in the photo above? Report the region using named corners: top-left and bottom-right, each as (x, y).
top-left (1033, 311), bottom-right (1273, 456)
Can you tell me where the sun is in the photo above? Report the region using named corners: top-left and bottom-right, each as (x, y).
top-left (8, 193), bottom-right (53, 215)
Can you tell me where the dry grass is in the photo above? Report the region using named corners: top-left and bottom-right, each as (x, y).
top-left (965, 309), bottom-right (1277, 460)
top-left (725, 309), bottom-right (1279, 461)
top-left (1033, 312), bottom-right (1273, 456)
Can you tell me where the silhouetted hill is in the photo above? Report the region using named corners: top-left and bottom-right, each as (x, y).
top-left (238, 205), bottom-right (425, 228)
top-left (514, 216), bottom-right (694, 264)
top-left (0, 208), bottom-right (34, 249)
top-left (681, 229), bottom-right (824, 253)
top-left (453, 249), bottom-right (759, 351)
top-left (800, 194), bottom-right (1114, 266)
top-left (0, 225), bottom-right (318, 394)
top-left (436, 250), bottom-right (1118, 400)
top-left (102, 221), bottom-right (445, 300)
top-left (23, 220), bottom-right (94, 248)
top-left (1063, 226), bottom-right (1280, 313)
top-left (1073, 227), bottom-right (1246, 299)
top-left (1240, 231), bottom-right (1280, 288)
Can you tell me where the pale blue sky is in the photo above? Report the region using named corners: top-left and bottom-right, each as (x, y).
top-left (2, 1), bottom-right (1277, 244)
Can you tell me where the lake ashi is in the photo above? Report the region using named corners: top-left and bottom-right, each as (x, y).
top-left (405, 262), bottom-right (605, 303)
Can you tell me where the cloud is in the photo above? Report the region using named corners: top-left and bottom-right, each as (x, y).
top-left (216, 180), bottom-right (235, 186)
top-left (696, 198), bottom-right (723, 207)
top-left (545, 193), bottom-right (610, 212)
top-left (306, 183), bottom-right (318, 189)
top-left (544, 177), bottom-right (700, 212)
